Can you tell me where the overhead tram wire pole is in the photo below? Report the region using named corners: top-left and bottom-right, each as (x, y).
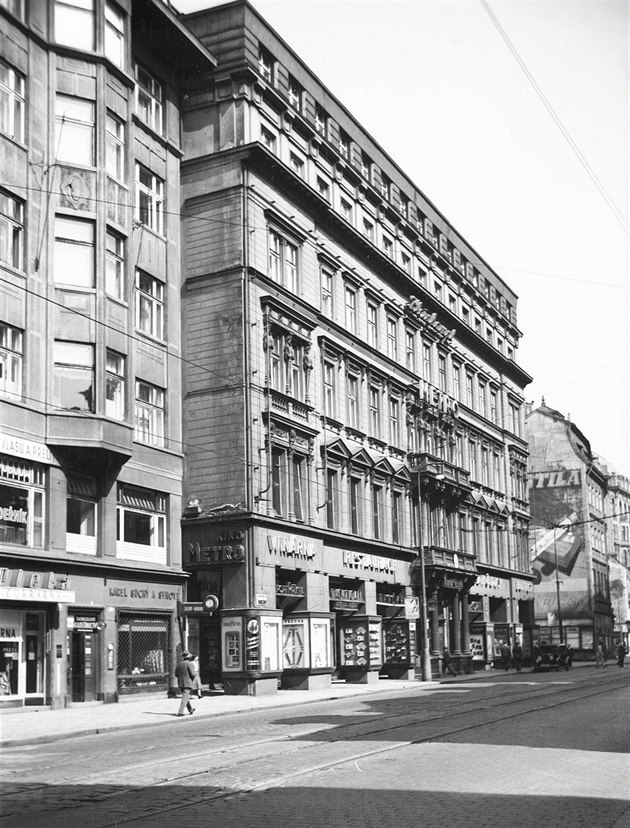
top-left (553, 526), bottom-right (564, 644)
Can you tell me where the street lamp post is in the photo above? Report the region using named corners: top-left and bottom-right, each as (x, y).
top-left (417, 470), bottom-right (432, 682)
top-left (553, 527), bottom-right (564, 644)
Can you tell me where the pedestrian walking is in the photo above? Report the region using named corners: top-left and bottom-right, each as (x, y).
top-left (499, 640), bottom-right (511, 671)
top-left (442, 647), bottom-right (458, 677)
top-left (511, 639), bottom-right (523, 673)
top-left (616, 642), bottom-right (627, 668)
top-left (595, 639), bottom-right (606, 668)
top-left (564, 643), bottom-right (574, 670)
top-left (191, 653), bottom-right (203, 698)
top-left (175, 650), bottom-right (196, 716)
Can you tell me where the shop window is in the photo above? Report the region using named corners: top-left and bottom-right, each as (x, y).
top-left (105, 113), bottom-right (125, 181)
top-left (0, 322), bottom-right (22, 399)
top-left (117, 613), bottom-right (169, 695)
top-left (55, 0), bottom-right (94, 50)
top-left (55, 95), bottom-right (94, 167)
top-left (106, 230), bottom-right (125, 299)
top-left (135, 64), bottom-right (163, 135)
top-left (135, 270), bottom-right (164, 339)
top-left (106, 349), bottom-right (125, 420)
top-left (268, 228), bottom-right (298, 292)
top-left (116, 485), bottom-right (166, 564)
top-left (0, 61), bottom-right (24, 142)
top-left (0, 190), bottom-right (23, 270)
top-left (54, 216), bottom-right (95, 288)
top-left (0, 455), bottom-right (45, 547)
top-left (53, 341), bottom-right (94, 412)
top-left (135, 164), bottom-right (164, 234)
top-left (134, 379), bottom-right (164, 446)
top-left (66, 475), bottom-right (97, 555)
top-left (105, 1), bottom-right (125, 67)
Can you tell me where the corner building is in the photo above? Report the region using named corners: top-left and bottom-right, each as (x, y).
top-left (0, 0), bottom-right (215, 706)
top-left (181, 0), bottom-right (533, 694)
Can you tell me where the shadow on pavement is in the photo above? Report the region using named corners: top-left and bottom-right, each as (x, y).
top-left (1, 782), bottom-right (628, 828)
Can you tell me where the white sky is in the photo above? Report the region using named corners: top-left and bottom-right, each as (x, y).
top-left (173, 0), bottom-right (629, 476)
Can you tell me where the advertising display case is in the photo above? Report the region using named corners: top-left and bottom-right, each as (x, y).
top-left (381, 618), bottom-right (416, 679)
top-left (338, 615), bottom-right (382, 683)
top-left (220, 609), bottom-right (283, 695)
top-left (281, 612), bottom-right (334, 690)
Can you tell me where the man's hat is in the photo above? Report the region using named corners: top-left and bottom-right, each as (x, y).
top-left (181, 650), bottom-right (192, 659)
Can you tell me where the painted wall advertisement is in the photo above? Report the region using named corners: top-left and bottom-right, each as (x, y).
top-left (529, 468), bottom-right (590, 617)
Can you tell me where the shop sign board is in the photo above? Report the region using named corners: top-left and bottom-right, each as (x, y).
top-left (0, 586), bottom-right (76, 603)
top-left (70, 613), bottom-right (101, 632)
top-left (0, 433), bottom-right (57, 465)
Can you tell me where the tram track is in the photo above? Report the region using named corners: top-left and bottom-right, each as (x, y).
top-left (1, 671), bottom-right (626, 828)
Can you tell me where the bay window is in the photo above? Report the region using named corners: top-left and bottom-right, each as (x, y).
top-left (117, 485), bottom-right (166, 564)
top-left (66, 475), bottom-right (97, 555)
top-left (55, 0), bottom-right (94, 50)
top-left (105, 2), bottom-right (125, 67)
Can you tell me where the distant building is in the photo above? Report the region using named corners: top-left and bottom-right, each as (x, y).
top-left (0, 0), bottom-right (215, 707)
top-left (180, 0), bottom-right (533, 694)
top-left (525, 402), bottom-right (614, 656)
top-left (606, 472), bottom-right (630, 648)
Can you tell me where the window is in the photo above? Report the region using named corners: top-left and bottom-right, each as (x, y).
top-left (389, 397), bottom-right (400, 446)
top-left (405, 330), bottom-right (415, 371)
top-left (136, 271), bottom-right (164, 339)
top-left (55, 0), bottom-right (94, 49)
top-left (289, 152), bottom-right (304, 177)
top-left (0, 322), bottom-right (22, 399)
top-left (54, 217), bottom-right (94, 288)
top-left (292, 454), bottom-right (306, 522)
top-left (258, 46), bottom-right (274, 82)
top-left (452, 362), bottom-right (461, 400)
top-left (0, 0), bottom-right (24, 19)
top-left (66, 475), bottom-right (97, 555)
top-left (316, 176), bottom-right (330, 201)
top-left (372, 483), bottom-right (383, 539)
top-left (268, 330), bottom-right (305, 400)
top-left (347, 373), bottom-right (359, 429)
top-left (117, 485), bottom-right (166, 564)
top-left (323, 361), bottom-right (336, 417)
top-left (326, 469), bottom-right (338, 529)
top-left (53, 342), bottom-right (94, 412)
top-left (386, 316), bottom-right (397, 360)
top-left (106, 350), bottom-right (125, 420)
top-left (339, 130), bottom-right (350, 159)
top-left (344, 285), bottom-right (357, 334)
top-left (466, 373), bottom-right (474, 407)
top-left (105, 2), bottom-right (125, 67)
top-left (369, 385), bottom-right (380, 436)
top-left (422, 343), bottom-right (432, 381)
top-left (383, 235), bottom-right (393, 259)
top-left (105, 113), bottom-right (125, 180)
top-left (350, 477), bottom-right (361, 535)
top-left (106, 230), bottom-right (125, 299)
top-left (135, 164), bottom-right (163, 234)
top-left (271, 448), bottom-right (286, 517)
top-left (392, 490), bottom-right (402, 544)
top-left (469, 441), bottom-right (478, 480)
top-left (321, 265), bottom-right (333, 316)
top-left (490, 389), bottom-right (498, 423)
top-left (380, 172), bottom-right (390, 199)
top-left (477, 381), bottom-right (486, 416)
top-left (268, 229), bottom-right (298, 292)
top-left (0, 456), bottom-right (45, 547)
top-left (340, 197), bottom-right (353, 223)
top-left (493, 453), bottom-right (501, 490)
top-left (367, 302), bottom-right (378, 348)
top-left (362, 217), bottom-right (374, 241)
top-left (360, 151), bottom-right (371, 179)
top-left (288, 76), bottom-right (302, 110)
top-left (134, 380), bottom-right (164, 446)
top-left (438, 354), bottom-right (447, 391)
top-left (401, 252), bottom-right (411, 274)
top-left (261, 126), bottom-right (276, 151)
top-left (481, 447), bottom-right (489, 486)
top-left (510, 403), bottom-right (521, 437)
top-left (0, 62), bottom-right (24, 142)
top-left (0, 190), bottom-right (23, 270)
top-left (314, 103), bottom-right (327, 135)
top-left (135, 64), bottom-right (163, 134)
top-left (55, 95), bottom-right (94, 166)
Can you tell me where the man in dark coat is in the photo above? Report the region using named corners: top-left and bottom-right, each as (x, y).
top-left (175, 650), bottom-right (196, 716)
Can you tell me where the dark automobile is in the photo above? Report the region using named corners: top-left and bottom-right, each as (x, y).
top-left (533, 643), bottom-right (563, 672)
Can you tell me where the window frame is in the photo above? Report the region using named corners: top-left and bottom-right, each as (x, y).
top-left (104, 1), bottom-right (125, 68)
top-left (0, 61), bottom-right (25, 143)
top-left (106, 230), bottom-right (125, 300)
top-left (0, 321), bottom-right (23, 399)
top-left (106, 349), bottom-right (125, 420)
top-left (105, 112), bottom-right (125, 181)
top-left (135, 163), bottom-right (164, 235)
top-left (53, 341), bottom-right (94, 412)
top-left (344, 284), bottom-right (357, 334)
top-left (116, 485), bottom-right (166, 563)
top-left (54, 215), bottom-right (95, 288)
top-left (55, 94), bottom-right (95, 167)
top-left (134, 379), bottom-right (165, 447)
top-left (0, 190), bottom-right (23, 271)
top-left (135, 64), bottom-right (163, 135)
top-left (268, 228), bottom-right (299, 293)
top-left (55, 0), bottom-right (94, 50)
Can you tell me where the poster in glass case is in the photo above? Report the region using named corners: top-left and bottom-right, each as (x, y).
top-left (383, 620), bottom-right (411, 664)
top-left (260, 616), bottom-right (281, 672)
top-left (282, 617), bottom-right (309, 669)
top-left (310, 618), bottom-right (331, 669)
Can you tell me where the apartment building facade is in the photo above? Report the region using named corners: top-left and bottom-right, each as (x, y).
top-left (180, 1), bottom-right (533, 694)
top-left (0, 0), bottom-right (215, 706)
top-left (526, 402), bottom-right (615, 657)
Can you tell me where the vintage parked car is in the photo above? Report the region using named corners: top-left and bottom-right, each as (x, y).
top-left (533, 643), bottom-right (563, 672)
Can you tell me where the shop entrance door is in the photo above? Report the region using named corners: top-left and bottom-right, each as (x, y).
top-left (70, 632), bottom-right (96, 702)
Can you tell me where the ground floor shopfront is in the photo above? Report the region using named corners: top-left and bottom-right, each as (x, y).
top-left (0, 560), bottom-right (185, 708)
top-left (182, 519), bottom-right (419, 696)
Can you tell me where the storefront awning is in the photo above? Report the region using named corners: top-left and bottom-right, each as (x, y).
top-left (0, 586), bottom-right (76, 603)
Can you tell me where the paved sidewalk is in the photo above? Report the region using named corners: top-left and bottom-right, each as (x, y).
top-left (0, 661), bottom-right (596, 749)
